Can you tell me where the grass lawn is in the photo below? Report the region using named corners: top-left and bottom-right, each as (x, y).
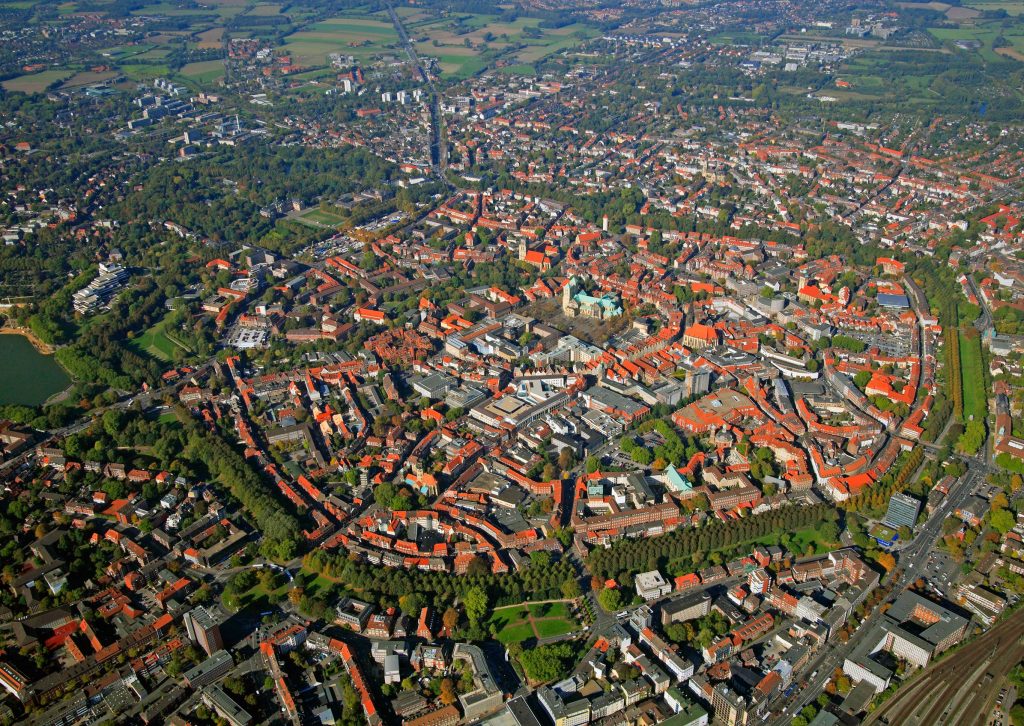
top-left (496, 622), bottom-right (536, 644)
top-left (2, 70), bottom-right (74, 93)
top-left (490, 605), bottom-right (529, 629)
top-left (236, 578), bottom-right (290, 610)
top-left (534, 619), bottom-right (575, 638)
top-left (528, 602), bottom-right (570, 619)
top-left (709, 31), bottom-right (764, 45)
top-left (300, 207), bottom-right (346, 227)
top-left (498, 63), bottom-right (538, 75)
top-left (489, 602), bottom-right (579, 644)
top-left (132, 316), bottom-right (190, 362)
top-left (293, 566), bottom-right (342, 599)
top-left (133, 327), bottom-right (176, 362)
top-left (959, 329), bottom-right (987, 421)
top-left (870, 523), bottom-right (899, 544)
top-left (791, 528), bottom-right (833, 554)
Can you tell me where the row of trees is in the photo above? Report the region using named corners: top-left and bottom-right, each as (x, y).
top-left (177, 408), bottom-right (302, 561)
top-left (587, 503), bottom-right (840, 583)
top-left (843, 448), bottom-right (925, 518)
top-left (301, 545), bottom-right (579, 618)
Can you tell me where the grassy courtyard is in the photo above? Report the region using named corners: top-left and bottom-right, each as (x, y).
top-left (489, 601), bottom-right (579, 644)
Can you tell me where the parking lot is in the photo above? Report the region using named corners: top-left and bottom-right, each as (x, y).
top-left (919, 550), bottom-right (961, 595)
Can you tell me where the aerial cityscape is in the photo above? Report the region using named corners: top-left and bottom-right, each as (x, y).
top-left (0, 0), bottom-right (1023, 724)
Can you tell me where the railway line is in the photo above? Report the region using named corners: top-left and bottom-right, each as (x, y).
top-left (866, 606), bottom-right (1024, 726)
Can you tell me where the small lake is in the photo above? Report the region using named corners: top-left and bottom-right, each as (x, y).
top-left (0, 334), bottom-right (71, 406)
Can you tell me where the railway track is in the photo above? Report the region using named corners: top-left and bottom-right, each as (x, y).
top-left (867, 608), bottom-right (1024, 726)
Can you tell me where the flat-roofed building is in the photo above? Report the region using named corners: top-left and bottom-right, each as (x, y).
top-left (202, 685), bottom-right (253, 726)
top-left (635, 570), bottom-right (672, 601)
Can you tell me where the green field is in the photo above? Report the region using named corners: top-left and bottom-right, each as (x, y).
top-left (966, 0), bottom-right (1024, 15)
top-left (710, 31), bottom-right (764, 45)
top-left (870, 523), bottom-right (899, 544)
top-left (132, 0), bottom-right (247, 20)
top-left (299, 207), bottom-right (346, 227)
top-left (2, 70), bottom-right (74, 93)
top-left (249, 2), bottom-right (283, 15)
top-left (527, 602), bottom-right (570, 619)
top-left (119, 64), bottom-right (172, 81)
top-left (930, 23), bottom-right (1024, 62)
top-left (535, 618), bottom-right (576, 638)
top-left (283, 17), bottom-right (400, 65)
top-left (498, 63), bottom-right (539, 75)
top-left (401, 12), bottom-right (596, 77)
top-left (496, 622), bottom-right (536, 643)
top-left (959, 329), bottom-right (988, 421)
top-left (132, 317), bottom-right (190, 362)
top-left (233, 572), bottom-right (291, 610)
top-left (179, 59), bottom-right (225, 84)
top-left (489, 602), bottom-right (579, 644)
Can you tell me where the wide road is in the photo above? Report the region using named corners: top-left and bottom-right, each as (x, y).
top-left (384, 1), bottom-right (449, 186)
top-left (766, 456), bottom-right (986, 725)
top-left (865, 605), bottom-right (1024, 726)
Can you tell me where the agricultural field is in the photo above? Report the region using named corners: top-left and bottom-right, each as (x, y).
top-left (118, 64), bottom-right (171, 81)
top-left (249, 2), bottom-right (282, 15)
top-left (2, 69), bottom-right (73, 93)
top-left (60, 70), bottom-right (120, 88)
top-left (282, 16), bottom-right (400, 66)
top-left (930, 22), bottom-right (1024, 62)
top-left (179, 59), bottom-right (226, 84)
top-left (965, 0), bottom-right (1024, 15)
top-left (489, 601), bottom-right (579, 644)
top-left (131, 0), bottom-right (247, 21)
top-left (195, 27), bottom-right (225, 50)
top-left (400, 12), bottom-right (597, 77)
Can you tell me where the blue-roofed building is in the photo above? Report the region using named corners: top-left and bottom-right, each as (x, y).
top-left (562, 276), bottom-right (623, 320)
top-left (666, 467), bottom-right (693, 495)
top-left (877, 293), bottom-right (910, 309)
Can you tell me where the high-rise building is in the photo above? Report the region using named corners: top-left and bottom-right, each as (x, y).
top-left (883, 492), bottom-right (921, 530)
top-left (183, 605), bottom-right (224, 656)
